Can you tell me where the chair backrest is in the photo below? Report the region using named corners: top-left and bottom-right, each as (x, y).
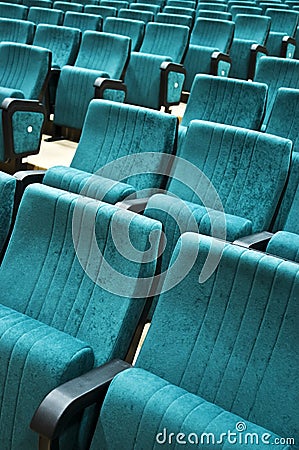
top-left (118, 7), bottom-right (154, 22)
top-left (266, 88), bottom-right (299, 153)
top-left (167, 120), bottom-right (292, 232)
top-left (74, 31), bottom-right (130, 77)
top-left (53, 1), bottom-right (83, 12)
top-left (0, 2), bottom-right (28, 19)
top-left (63, 11), bottom-right (102, 32)
top-left (84, 4), bottom-right (117, 19)
top-left (265, 7), bottom-right (299, 34)
top-left (0, 182), bottom-right (161, 366)
top-left (234, 13), bottom-right (270, 43)
top-left (136, 232), bottom-right (299, 444)
top-left (181, 74), bottom-right (267, 130)
top-left (197, 2), bottom-right (228, 11)
top-left (102, 0), bottom-right (129, 9)
top-left (272, 152), bottom-right (299, 234)
top-left (190, 18), bottom-right (234, 52)
top-left (163, 5), bottom-right (195, 16)
top-left (33, 24), bottom-right (81, 69)
top-left (197, 9), bottom-right (232, 20)
top-left (156, 12), bottom-right (193, 26)
top-left (0, 42), bottom-right (51, 100)
top-left (140, 22), bottom-right (189, 62)
top-left (0, 171), bottom-right (16, 257)
top-left (255, 56), bottom-right (299, 129)
top-left (65, 99), bottom-right (177, 194)
top-left (27, 6), bottom-right (64, 25)
top-left (103, 17), bottom-right (145, 51)
top-left (230, 5), bottom-right (262, 18)
top-left (0, 18), bottom-right (35, 44)
top-left (167, 0), bottom-right (195, 8)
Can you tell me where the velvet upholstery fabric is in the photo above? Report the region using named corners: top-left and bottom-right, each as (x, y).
top-left (33, 25), bottom-right (81, 69)
top-left (139, 22), bottom-right (189, 62)
top-left (131, 2), bottom-right (160, 14)
top-left (62, 99), bottom-right (177, 197)
top-left (266, 31), bottom-right (296, 57)
top-left (103, 17), bottom-right (145, 51)
top-left (183, 18), bottom-right (234, 90)
top-left (27, 7), bottom-right (64, 26)
top-left (266, 88), bottom-right (299, 152)
top-left (0, 18), bottom-right (35, 44)
top-left (234, 14), bottom-right (270, 42)
top-left (0, 42), bottom-right (51, 100)
top-left (43, 166), bottom-right (136, 203)
top-left (156, 12), bottom-right (193, 27)
top-left (267, 230), bottom-right (299, 262)
top-left (230, 5), bottom-right (262, 19)
top-left (0, 171), bottom-right (16, 255)
top-left (144, 120), bottom-right (291, 273)
top-left (0, 183), bottom-right (162, 449)
top-left (54, 31), bottom-right (131, 130)
top-left (228, 39), bottom-right (253, 80)
top-left (255, 56), bottom-right (299, 129)
top-left (124, 52), bottom-right (172, 109)
top-left (63, 11), bottom-right (102, 32)
top-left (91, 233), bottom-right (299, 449)
top-left (118, 7), bottom-right (153, 21)
top-left (198, 10), bottom-right (232, 20)
top-left (0, 2), bottom-right (28, 19)
top-left (164, 5), bottom-right (195, 17)
top-left (181, 74), bottom-right (268, 131)
top-left (272, 152), bottom-right (299, 234)
top-left (265, 7), bottom-right (299, 34)
top-left (53, 1), bottom-right (84, 12)
top-left (102, 0), bottom-right (129, 9)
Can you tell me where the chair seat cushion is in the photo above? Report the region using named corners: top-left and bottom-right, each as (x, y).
top-left (93, 367), bottom-right (291, 449)
top-left (266, 230), bottom-right (299, 263)
top-left (0, 303), bottom-right (94, 449)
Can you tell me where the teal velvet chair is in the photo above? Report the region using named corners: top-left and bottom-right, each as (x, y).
top-left (103, 17), bottom-right (145, 51)
top-left (144, 119), bottom-right (292, 275)
top-left (197, 9), bottom-right (232, 20)
top-left (27, 7), bottom-right (64, 26)
top-left (53, 0), bottom-right (84, 12)
top-left (84, 5), bottom-right (117, 20)
top-left (230, 4), bottom-right (262, 19)
top-left (156, 11), bottom-right (193, 27)
top-left (180, 74), bottom-right (268, 140)
top-left (168, 0), bottom-right (195, 8)
top-left (102, 0), bottom-right (129, 9)
top-left (43, 99), bottom-right (178, 202)
top-left (266, 152), bottom-right (299, 262)
top-left (139, 22), bottom-right (190, 62)
top-left (118, 7), bottom-right (154, 22)
top-left (0, 2), bottom-right (28, 19)
top-left (53, 31), bottom-right (131, 132)
top-left (163, 5), bottom-right (195, 17)
top-left (118, 51), bottom-right (186, 111)
top-left (182, 18), bottom-right (235, 91)
top-left (197, 2), bottom-right (228, 11)
top-left (0, 182), bottom-right (162, 450)
top-left (0, 18), bottom-right (35, 44)
top-left (254, 56), bottom-right (299, 130)
top-left (228, 14), bottom-right (270, 80)
top-left (0, 42), bottom-right (51, 168)
top-left (0, 171), bottom-right (16, 257)
top-left (22, 0), bottom-right (51, 7)
top-left (33, 24), bottom-right (81, 69)
top-left (266, 87), bottom-right (299, 152)
top-left (33, 232), bottom-right (299, 449)
top-left (264, 8), bottom-right (299, 57)
top-left (131, 2), bottom-right (161, 14)
top-left (63, 11), bottom-right (103, 32)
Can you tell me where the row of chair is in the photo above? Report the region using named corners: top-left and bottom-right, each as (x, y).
top-left (0, 97), bottom-right (298, 448)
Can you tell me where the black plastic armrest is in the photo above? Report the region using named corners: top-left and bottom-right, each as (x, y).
top-left (210, 51), bottom-right (231, 76)
top-left (30, 359), bottom-right (131, 443)
top-left (160, 61), bottom-right (186, 110)
top-left (248, 44), bottom-right (268, 80)
top-left (116, 197), bottom-right (150, 213)
top-left (14, 169), bottom-right (46, 184)
top-left (1, 99), bottom-right (46, 161)
top-left (94, 77), bottom-right (127, 100)
top-left (281, 36), bottom-right (296, 58)
top-left (233, 231), bottom-right (273, 250)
